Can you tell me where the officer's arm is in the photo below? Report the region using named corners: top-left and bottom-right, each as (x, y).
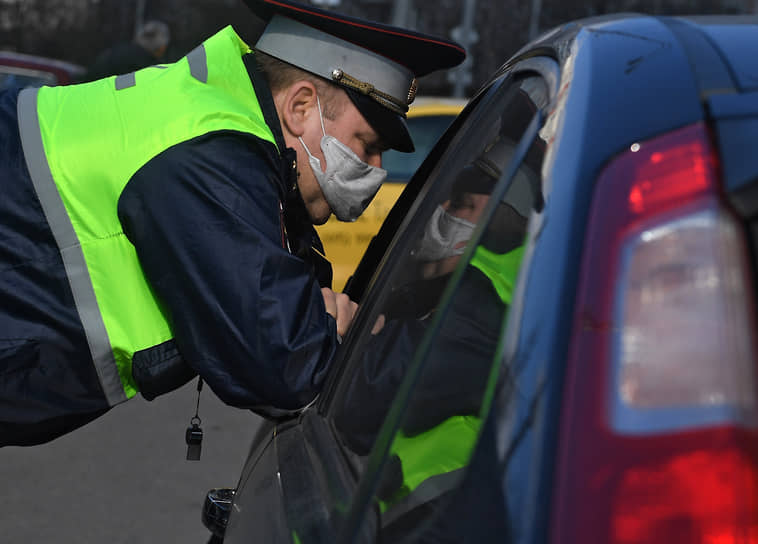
top-left (117, 131), bottom-right (339, 415)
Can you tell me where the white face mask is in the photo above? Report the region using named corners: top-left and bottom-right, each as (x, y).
top-left (412, 204), bottom-right (477, 262)
top-left (298, 97), bottom-right (387, 222)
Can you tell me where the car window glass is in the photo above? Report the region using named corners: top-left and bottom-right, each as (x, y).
top-left (382, 115), bottom-right (457, 180)
top-left (327, 74), bottom-right (548, 541)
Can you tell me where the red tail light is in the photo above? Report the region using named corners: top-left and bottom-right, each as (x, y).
top-left (550, 123), bottom-right (758, 543)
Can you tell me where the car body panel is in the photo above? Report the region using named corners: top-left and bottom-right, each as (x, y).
top-left (225, 411), bottom-right (371, 544)
top-left (223, 419), bottom-right (288, 543)
top-left (691, 15), bottom-right (758, 92)
top-left (710, 93), bottom-right (758, 216)
top-left (497, 16), bottom-right (736, 542)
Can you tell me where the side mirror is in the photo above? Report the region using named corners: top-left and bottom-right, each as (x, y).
top-left (202, 488), bottom-right (235, 539)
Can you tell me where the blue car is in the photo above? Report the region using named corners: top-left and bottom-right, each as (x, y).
top-left (204, 13), bottom-right (758, 543)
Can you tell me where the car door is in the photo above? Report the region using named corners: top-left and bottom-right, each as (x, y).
top-left (326, 63), bottom-right (554, 544)
top-left (221, 57), bottom-right (557, 544)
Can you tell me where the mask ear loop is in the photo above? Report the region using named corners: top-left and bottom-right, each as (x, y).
top-left (298, 94), bottom-right (327, 157)
top-left (315, 95), bottom-right (326, 137)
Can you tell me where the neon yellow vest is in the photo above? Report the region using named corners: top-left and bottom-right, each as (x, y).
top-left (17, 26), bottom-right (275, 405)
top-left (381, 416), bottom-right (482, 513)
top-left (471, 245), bottom-right (525, 306)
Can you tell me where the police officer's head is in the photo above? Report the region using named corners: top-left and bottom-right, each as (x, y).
top-left (243, 0), bottom-right (465, 224)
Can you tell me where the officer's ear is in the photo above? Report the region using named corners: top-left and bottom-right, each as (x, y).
top-left (276, 80), bottom-right (319, 139)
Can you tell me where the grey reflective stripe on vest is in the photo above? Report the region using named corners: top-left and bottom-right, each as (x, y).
top-left (16, 87), bottom-right (126, 406)
top-left (114, 72), bottom-right (136, 90)
top-left (115, 65), bottom-right (168, 90)
top-left (381, 467), bottom-right (465, 527)
top-left (186, 44), bottom-right (208, 83)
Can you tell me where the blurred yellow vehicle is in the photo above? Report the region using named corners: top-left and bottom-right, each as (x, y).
top-left (317, 96), bottom-right (466, 291)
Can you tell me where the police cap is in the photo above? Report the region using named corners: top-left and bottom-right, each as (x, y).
top-left (244, 0), bottom-right (466, 152)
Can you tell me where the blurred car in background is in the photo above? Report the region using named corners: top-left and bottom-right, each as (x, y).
top-left (316, 97), bottom-right (466, 291)
top-left (205, 12), bottom-right (758, 544)
top-left (0, 51), bottom-right (83, 89)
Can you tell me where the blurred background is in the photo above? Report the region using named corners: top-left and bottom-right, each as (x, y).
top-left (2, 0), bottom-right (758, 98)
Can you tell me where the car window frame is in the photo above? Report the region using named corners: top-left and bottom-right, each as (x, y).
top-left (333, 102), bottom-right (549, 544)
top-left (312, 56), bottom-right (556, 543)
top-left (321, 56), bottom-right (559, 416)
top-left (317, 78), bottom-right (508, 414)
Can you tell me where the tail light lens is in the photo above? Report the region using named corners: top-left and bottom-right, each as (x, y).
top-left (551, 123), bottom-right (758, 543)
top-left (616, 206), bottom-right (757, 425)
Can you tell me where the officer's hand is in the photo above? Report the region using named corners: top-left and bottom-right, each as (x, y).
top-left (321, 288), bottom-right (359, 340)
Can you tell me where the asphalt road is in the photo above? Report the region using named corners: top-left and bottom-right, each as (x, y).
top-left (0, 379), bottom-right (262, 543)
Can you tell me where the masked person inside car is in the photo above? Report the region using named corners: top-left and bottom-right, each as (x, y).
top-left (0, 0), bottom-right (465, 446)
top-left (335, 134), bottom-right (535, 453)
top-left (334, 133), bottom-right (537, 540)
top-left (332, 135), bottom-right (537, 539)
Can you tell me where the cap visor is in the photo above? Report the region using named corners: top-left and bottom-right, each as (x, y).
top-left (345, 89), bottom-right (414, 153)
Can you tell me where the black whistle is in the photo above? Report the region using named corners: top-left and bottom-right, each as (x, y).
top-left (186, 421), bottom-right (203, 461)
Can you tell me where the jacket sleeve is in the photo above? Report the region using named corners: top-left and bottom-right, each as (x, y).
top-left (117, 131), bottom-right (338, 414)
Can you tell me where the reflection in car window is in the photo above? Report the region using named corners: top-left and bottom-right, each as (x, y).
top-left (328, 74), bottom-right (548, 542)
top-left (382, 115), bottom-right (457, 180)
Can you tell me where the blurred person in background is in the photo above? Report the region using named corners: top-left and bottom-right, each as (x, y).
top-left (81, 20), bottom-right (171, 82)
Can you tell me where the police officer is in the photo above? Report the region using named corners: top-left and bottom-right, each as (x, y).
top-left (0, 0), bottom-right (465, 446)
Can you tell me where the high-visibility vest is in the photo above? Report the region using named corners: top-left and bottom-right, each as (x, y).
top-left (380, 416), bottom-right (482, 522)
top-left (379, 244), bottom-right (525, 525)
top-left (16, 25), bottom-right (275, 407)
top-left (470, 244), bottom-right (525, 306)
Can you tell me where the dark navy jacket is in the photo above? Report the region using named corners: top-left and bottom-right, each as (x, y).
top-left (0, 58), bottom-right (338, 446)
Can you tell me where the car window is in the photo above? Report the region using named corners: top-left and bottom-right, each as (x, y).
top-left (318, 111), bottom-right (460, 292)
top-left (382, 115), bottom-right (458, 180)
top-left (325, 72), bottom-right (549, 542)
